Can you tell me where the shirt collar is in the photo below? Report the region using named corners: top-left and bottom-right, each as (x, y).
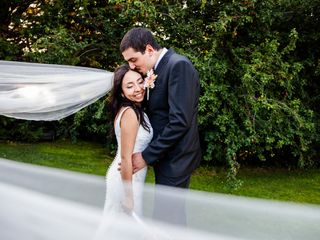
top-left (154, 47), bottom-right (168, 70)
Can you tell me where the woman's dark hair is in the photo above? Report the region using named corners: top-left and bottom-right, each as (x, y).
top-left (108, 64), bottom-right (150, 132)
top-left (120, 27), bottom-right (161, 53)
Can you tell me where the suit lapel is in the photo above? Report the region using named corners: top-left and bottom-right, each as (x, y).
top-left (154, 48), bottom-right (175, 75)
top-left (147, 49), bottom-right (175, 104)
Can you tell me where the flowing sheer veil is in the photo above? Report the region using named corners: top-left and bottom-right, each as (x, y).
top-left (0, 60), bottom-right (113, 120)
top-left (1, 158), bottom-right (320, 240)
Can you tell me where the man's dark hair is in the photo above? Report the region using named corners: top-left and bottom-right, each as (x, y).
top-left (120, 27), bottom-right (161, 53)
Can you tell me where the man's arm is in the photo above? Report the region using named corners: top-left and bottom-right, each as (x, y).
top-left (142, 58), bottom-right (199, 165)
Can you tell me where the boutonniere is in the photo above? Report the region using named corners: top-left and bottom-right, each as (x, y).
top-left (144, 69), bottom-right (157, 100)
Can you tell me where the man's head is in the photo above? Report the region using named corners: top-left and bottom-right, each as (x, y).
top-left (120, 28), bottom-right (161, 74)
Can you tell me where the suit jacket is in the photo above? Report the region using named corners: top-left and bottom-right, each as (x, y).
top-left (142, 48), bottom-right (201, 177)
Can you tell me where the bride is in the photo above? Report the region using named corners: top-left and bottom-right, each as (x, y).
top-left (103, 64), bottom-right (153, 216)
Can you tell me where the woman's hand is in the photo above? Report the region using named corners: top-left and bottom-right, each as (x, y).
top-left (121, 194), bottom-right (134, 215)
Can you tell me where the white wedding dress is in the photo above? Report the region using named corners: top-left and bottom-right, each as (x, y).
top-left (93, 107), bottom-right (153, 239)
top-left (103, 107), bottom-right (153, 216)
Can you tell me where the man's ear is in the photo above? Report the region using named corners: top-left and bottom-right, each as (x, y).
top-left (145, 44), bottom-right (155, 56)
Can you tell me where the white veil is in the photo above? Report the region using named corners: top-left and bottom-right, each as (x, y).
top-left (1, 158), bottom-right (320, 240)
top-left (0, 60), bottom-right (113, 121)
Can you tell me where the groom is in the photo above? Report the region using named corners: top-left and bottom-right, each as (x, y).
top-left (120, 27), bottom-right (201, 189)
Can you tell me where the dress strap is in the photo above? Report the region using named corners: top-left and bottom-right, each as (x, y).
top-left (115, 106), bottom-right (131, 128)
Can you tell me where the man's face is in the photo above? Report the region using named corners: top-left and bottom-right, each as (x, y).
top-left (122, 46), bottom-right (154, 75)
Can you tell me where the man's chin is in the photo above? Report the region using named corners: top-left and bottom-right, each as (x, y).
top-left (136, 68), bottom-right (146, 75)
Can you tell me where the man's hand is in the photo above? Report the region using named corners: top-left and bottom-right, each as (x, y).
top-left (118, 152), bottom-right (147, 173)
top-left (132, 152), bottom-right (147, 173)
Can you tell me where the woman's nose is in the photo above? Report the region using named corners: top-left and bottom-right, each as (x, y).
top-left (134, 84), bottom-right (142, 91)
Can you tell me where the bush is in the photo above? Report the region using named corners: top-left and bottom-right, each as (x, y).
top-left (1, 0), bottom-right (319, 185)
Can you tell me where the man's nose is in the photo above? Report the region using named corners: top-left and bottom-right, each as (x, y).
top-left (129, 62), bottom-right (136, 69)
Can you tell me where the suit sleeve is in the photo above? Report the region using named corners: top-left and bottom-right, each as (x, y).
top-left (142, 58), bottom-right (199, 165)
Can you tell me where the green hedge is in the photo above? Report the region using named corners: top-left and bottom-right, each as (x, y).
top-left (1, 1), bottom-right (319, 182)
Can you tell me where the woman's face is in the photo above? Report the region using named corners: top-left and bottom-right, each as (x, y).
top-left (121, 70), bottom-right (145, 103)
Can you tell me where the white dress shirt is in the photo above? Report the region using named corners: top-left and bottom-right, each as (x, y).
top-left (154, 47), bottom-right (168, 70)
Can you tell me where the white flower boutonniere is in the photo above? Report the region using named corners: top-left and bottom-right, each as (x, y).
top-left (144, 69), bottom-right (157, 100)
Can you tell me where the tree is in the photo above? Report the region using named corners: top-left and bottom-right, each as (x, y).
top-left (1, 0), bottom-right (319, 185)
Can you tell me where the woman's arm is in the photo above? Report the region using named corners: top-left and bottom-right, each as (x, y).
top-left (120, 107), bottom-right (139, 181)
top-left (119, 107), bottom-right (139, 212)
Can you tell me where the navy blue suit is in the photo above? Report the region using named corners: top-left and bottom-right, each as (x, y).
top-left (142, 48), bottom-right (201, 187)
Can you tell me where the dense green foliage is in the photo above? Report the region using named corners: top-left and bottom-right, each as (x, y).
top-left (1, 0), bottom-right (319, 183)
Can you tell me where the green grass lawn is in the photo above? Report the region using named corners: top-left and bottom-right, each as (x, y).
top-left (0, 139), bottom-right (319, 205)
top-left (0, 139), bottom-right (112, 176)
top-left (190, 166), bottom-right (320, 205)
